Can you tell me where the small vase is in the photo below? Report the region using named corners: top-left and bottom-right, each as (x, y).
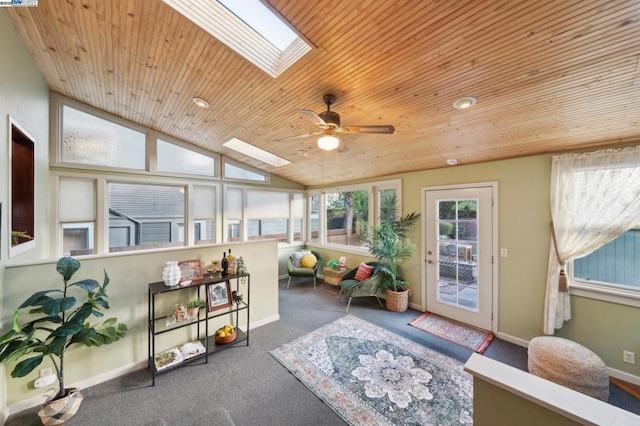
top-left (162, 261), bottom-right (181, 287)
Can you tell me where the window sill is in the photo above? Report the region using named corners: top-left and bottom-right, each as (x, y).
top-left (570, 281), bottom-right (640, 308)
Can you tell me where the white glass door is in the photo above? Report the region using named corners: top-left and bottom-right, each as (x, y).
top-left (424, 185), bottom-right (494, 330)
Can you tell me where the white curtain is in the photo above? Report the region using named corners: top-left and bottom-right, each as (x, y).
top-left (544, 146), bottom-right (640, 334)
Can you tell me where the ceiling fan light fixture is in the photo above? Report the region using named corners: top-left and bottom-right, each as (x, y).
top-left (318, 134), bottom-right (339, 151)
top-left (317, 128), bottom-right (339, 150)
top-left (453, 96), bottom-right (477, 110)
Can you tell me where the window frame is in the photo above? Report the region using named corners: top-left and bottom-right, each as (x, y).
top-left (569, 235), bottom-right (640, 308)
top-left (222, 157), bottom-right (270, 184)
top-left (306, 179), bottom-right (402, 254)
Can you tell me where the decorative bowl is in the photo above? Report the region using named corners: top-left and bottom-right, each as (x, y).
top-left (215, 330), bottom-right (237, 345)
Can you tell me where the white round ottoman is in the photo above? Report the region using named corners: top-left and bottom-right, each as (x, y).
top-left (528, 336), bottom-right (609, 401)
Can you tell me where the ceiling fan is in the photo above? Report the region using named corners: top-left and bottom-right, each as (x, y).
top-left (277, 94), bottom-right (395, 152)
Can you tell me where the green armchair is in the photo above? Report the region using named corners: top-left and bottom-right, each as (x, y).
top-left (338, 261), bottom-right (384, 312)
top-left (287, 250), bottom-right (323, 289)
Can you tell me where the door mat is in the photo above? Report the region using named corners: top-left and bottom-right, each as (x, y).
top-left (270, 315), bottom-right (473, 425)
top-left (409, 312), bottom-right (494, 354)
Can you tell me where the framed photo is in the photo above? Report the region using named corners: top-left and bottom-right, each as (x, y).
top-left (178, 259), bottom-right (203, 282)
top-left (207, 281), bottom-right (232, 312)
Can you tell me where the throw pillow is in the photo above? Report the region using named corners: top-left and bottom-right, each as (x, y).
top-left (300, 253), bottom-right (318, 268)
top-left (354, 263), bottom-right (374, 281)
top-left (290, 250), bottom-right (310, 268)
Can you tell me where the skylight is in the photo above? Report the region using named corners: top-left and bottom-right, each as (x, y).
top-left (163, 0), bottom-right (312, 78)
top-left (223, 138), bottom-right (291, 167)
top-left (218, 0), bottom-right (297, 51)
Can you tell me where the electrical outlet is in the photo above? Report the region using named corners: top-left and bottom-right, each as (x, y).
top-left (623, 350), bottom-right (635, 364)
top-left (39, 367), bottom-right (53, 377)
top-left (500, 248), bottom-right (508, 257)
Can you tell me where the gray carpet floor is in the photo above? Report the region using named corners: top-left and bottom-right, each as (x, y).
top-left (6, 277), bottom-right (640, 425)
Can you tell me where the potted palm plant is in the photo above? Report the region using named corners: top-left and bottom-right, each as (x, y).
top-left (0, 257), bottom-right (127, 424)
top-left (362, 193), bottom-right (420, 312)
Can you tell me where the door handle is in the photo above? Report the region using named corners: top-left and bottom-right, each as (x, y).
top-left (427, 259), bottom-right (434, 264)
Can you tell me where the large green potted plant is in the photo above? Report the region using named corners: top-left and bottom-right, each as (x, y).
top-left (363, 193), bottom-right (420, 312)
top-left (0, 257), bottom-right (127, 424)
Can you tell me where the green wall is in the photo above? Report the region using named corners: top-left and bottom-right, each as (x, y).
top-left (0, 9), bottom-right (51, 419)
top-left (3, 240), bottom-right (279, 406)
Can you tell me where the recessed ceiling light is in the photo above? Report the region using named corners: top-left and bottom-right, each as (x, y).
top-left (453, 96), bottom-right (477, 110)
top-left (192, 97), bottom-right (210, 108)
top-left (297, 150), bottom-right (309, 156)
top-left (446, 159), bottom-right (458, 166)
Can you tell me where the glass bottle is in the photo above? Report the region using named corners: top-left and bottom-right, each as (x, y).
top-left (221, 252), bottom-right (229, 277)
top-left (227, 249), bottom-right (236, 275)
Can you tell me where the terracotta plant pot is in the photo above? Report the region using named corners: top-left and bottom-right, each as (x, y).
top-left (187, 307), bottom-right (199, 319)
top-left (386, 289), bottom-right (409, 312)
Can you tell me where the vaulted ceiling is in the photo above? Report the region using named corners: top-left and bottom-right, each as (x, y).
top-left (7, 1), bottom-right (640, 186)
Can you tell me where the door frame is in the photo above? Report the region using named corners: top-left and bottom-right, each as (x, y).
top-left (420, 181), bottom-right (499, 333)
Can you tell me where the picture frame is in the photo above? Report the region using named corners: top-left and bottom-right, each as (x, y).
top-left (207, 281), bottom-right (232, 312)
top-left (178, 259), bottom-right (203, 282)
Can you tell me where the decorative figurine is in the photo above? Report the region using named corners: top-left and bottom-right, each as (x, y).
top-left (237, 256), bottom-right (248, 275)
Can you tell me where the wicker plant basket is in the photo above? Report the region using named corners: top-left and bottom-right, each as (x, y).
top-left (386, 289), bottom-right (409, 312)
top-left (38, 388), bottom-right (83, 425)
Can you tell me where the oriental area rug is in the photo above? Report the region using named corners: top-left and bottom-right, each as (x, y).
top-left (409, 312), bottom-right (494, 354)
top-left (270, 315), bottom-right (473, 425)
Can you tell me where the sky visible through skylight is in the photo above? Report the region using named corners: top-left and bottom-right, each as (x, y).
top-left (218, 0), bottom-right (298, 51)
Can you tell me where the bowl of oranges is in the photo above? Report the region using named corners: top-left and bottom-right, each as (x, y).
top-left (214, 324), bottom-right (237, 344)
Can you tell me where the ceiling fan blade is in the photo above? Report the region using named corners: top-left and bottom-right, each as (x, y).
top-left (298, 109), bottom-right (328, 128)
top-left (339, 125), bottom-right (395, 134)
top-left (337, 138), bottom-right (349, 153)
top-left (273, 130), bottom-right (322, 142)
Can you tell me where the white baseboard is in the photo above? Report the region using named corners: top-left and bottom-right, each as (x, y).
top-left (495, 331), bottom-right (530, 348)
top-left (248, 314), bottom-right (280, 330)
top-left (1, 407), bottom-right (8, 425)
top-left (608, 366), bottom-right (640, 386)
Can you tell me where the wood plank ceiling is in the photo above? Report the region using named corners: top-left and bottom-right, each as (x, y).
top-left (7, 0), bottom-right (640, 187)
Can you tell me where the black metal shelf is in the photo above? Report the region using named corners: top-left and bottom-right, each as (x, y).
top-left (148, 272), bottom-right (250, 385)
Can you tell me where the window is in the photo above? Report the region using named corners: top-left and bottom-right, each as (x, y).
top-left (225, 187), bottom-right (244, 242)
top-left (59, 177), bottom-right (96, 256)
top-left (573, 229), bottom-right (640, 289)
top-left (61, 104), bottom-right (146, 170)
top-left (308, 194), bottom-right (320, 243)
top-left (292, 193), bottom-right (304, 243)
top-left (157, 138), bottom-right (217, 177)
top-left (223, 158), bottom-right (269, 183)
top-left (246, 190), bottom-right (289, 243)
top-left (108, 183), bottom-right (185, 252)
top-left (325, 190), bottom-right (369, 248)
top-left (63, 223), bottom-right (94, 257)
top-left (192, 185), bottom-right (216, 245)
top-left (307, 179), bottom-right (401, 251)
top-left (551, 147), bottom-right (640, 309)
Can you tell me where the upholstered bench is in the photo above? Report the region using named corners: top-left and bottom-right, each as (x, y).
top-left (528, 336), bottom-right (609, 401)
